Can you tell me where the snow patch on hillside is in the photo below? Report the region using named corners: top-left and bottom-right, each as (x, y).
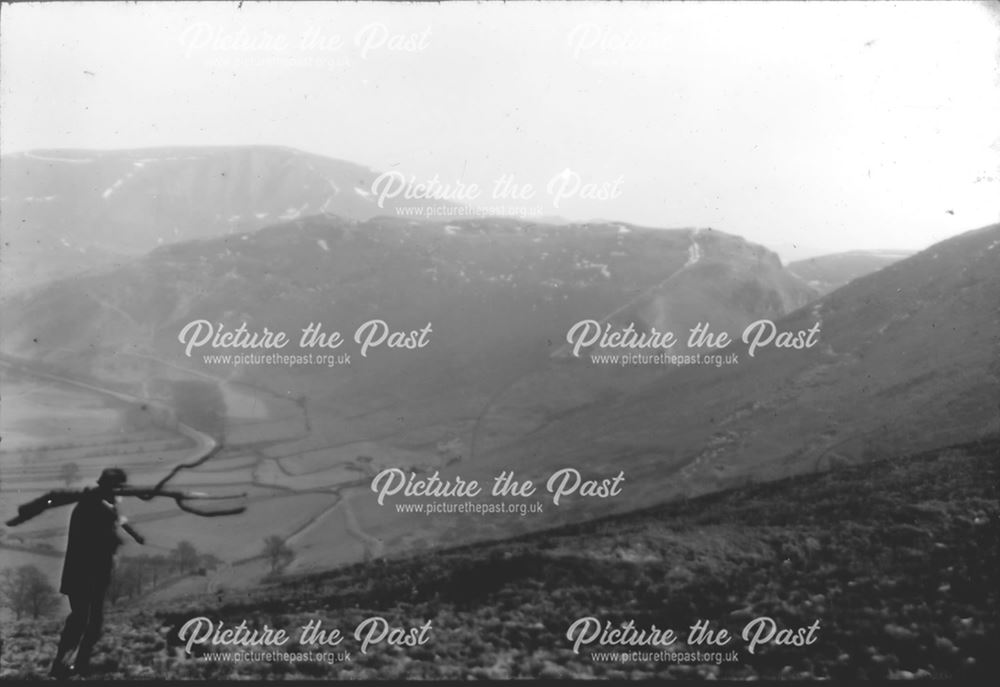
top-left (576, 258), bottom-right (611, 278)
top-left (102, 162), bottom-right (146, 199)
top-left (280, 203), bottom-right (310, 221)
top-left (684, 229), bottom-right (703, 268)
top-left (102, 178), bottom-right (127, 199)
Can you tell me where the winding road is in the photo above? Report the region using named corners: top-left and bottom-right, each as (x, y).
top-left (0, 355), bottom-right (218, 462)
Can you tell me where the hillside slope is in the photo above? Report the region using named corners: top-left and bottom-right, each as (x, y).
top-left (788, 250), bottom-right (914, 295)
top-left (1, 216), bottom-right (814, 431)
top-left (327, 224), bottom-right (999, 562)
top-left (0, 216), bottom-right (817, 583)
top-left (457, 224), bottom-right (1000, 526)
top-left (1, 438), bottom-right (995, 680)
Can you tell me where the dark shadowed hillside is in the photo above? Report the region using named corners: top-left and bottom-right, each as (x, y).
top-left (445, 224), bottom-right (1000, 543)
top-left (788, 250), bottom-right (914, 295)
top-left (1, 438), bottom-right (995, 680)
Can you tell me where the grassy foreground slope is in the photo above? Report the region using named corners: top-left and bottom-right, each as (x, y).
top-left (2, 438), bottom-right (996, 680)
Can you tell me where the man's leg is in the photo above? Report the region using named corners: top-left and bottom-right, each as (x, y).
top-left (51, 594), bottom-right (88, 676)
top-left (74, 584), bottom-right (107, 674)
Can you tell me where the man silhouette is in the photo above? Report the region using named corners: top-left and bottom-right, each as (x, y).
top-left (50, 467), bottom-right (144, 678)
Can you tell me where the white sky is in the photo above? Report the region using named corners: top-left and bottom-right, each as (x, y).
top-left (2, 1), bottom-right (998, 259)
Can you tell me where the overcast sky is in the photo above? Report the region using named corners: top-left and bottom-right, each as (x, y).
top-left (2, 1), bottom-right (998, 259)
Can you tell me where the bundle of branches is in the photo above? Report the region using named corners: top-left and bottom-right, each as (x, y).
top-left (5, 488), bottom-right (246, 526)
top-left (4, 445), bottom-right (245, 527)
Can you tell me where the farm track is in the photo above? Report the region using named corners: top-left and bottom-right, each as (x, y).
top-left (0, 356), bottom-right (217, 550)
top-left (341, 489), bottom-right (385, 560)
top-left (0, 357), bottom-right (217, 460)
top-left (1, 350), bottom-right (415, 588)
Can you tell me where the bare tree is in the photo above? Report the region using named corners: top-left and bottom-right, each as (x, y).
top-left (200, 553), bottom-right (222, 573)
top-left (108, 559), bottom-right (138, 604)
top-left (262, 535), bottom-right (293, 574)
top-left (0, 565), bottom-right (60, 620)
top-left (173, 540), bottom-right (200, 574)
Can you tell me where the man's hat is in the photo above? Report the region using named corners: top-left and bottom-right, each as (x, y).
top-left (97, 467), bottom-right (128, 488)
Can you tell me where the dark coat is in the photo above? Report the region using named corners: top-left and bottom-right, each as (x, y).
top-left (60, 491), bottom-right (122, 596)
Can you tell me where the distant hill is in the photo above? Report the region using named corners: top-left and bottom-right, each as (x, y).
top-left (0, 146), bottom-right (453, 292)
top-left (788, 250), bottom-right (914, 295)
top-left (1, 215), bottom-right (815, 417)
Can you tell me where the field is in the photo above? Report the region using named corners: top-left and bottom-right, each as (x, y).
top-left (1, 437), bottom-right (995, 680)
top-left (0, 361), bottom-right (464, 605)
